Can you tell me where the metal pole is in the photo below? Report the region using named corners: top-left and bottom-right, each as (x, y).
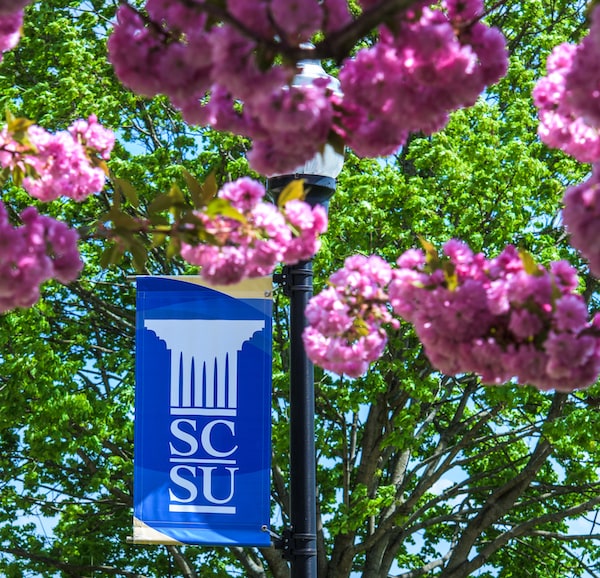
top-left (287, 259), bottom-right (317, 578)
top-left (269, 175), bottom-right (338, 577)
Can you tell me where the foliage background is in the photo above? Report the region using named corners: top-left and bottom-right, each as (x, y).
top-left (1, 1), bottom-right (600, 577)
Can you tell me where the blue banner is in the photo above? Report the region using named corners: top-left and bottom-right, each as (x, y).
top-left (134, 276), bottom-right (272, 546)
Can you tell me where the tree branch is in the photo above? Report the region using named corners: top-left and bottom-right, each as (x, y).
top-left (166, 545), bottom-right (198, 578)
top-left (442, 393), bottom-right (568, 578)
top-left (230, 547), bottom-right (265, 577)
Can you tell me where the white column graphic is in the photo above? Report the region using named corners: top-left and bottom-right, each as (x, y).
top-left (145, 319), bottom-right (265, 416)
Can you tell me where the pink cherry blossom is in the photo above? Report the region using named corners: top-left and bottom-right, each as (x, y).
top-left (0, 1), bottom-right (30, 15)
top-left (303, 255), bottom-right (398, 378)
top-left (281, 201), bottom-right (327, 264)
top-left (533, 37), bottom-right (600, 163)
top-left (0, 118), bottom-right (113, 202)
top-left (565, 5), bottom-right (600, 129)
top-left (562, 165), bottom-right (600, 276)
top-left (269, 0), bottom-right (323, 44)
top-left (180, 178), bottom-right (327, 284)
top-left (0, 202), bottom-right (82, 313)
top-left (386, 241), bottom-right (600, 391)
top-left (68, 115), bottom-right (115, 160)
top-left (337, 2), bottom-right (507, 158)
top-left (21, 125), bottom-right (108, 202)
top-left (107, 0), bottom-right (508, 175)
top-left (0, 9), bottom-right (23, 57)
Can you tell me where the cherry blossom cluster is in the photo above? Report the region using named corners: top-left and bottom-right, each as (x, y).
top-left (388, 240), bottom-right (600, 391)
top-left (0, 0), bottom-right (116, 313)
top-left (108, 0), bottom-right (508, 175)
top-left (303, 255), bottom-right (399, 378)
top-left (0, 201), bottom-right (82, 313)
top-left (0, 115), bottom-right (114, 312)
top-left (0, 115), bottom-right (114, 202)
top-left (303, 240), bottom-right (600, 390)
top-left (562, 164), bottom-right (600, 276)
top-left (533, 5), bottom-right (600, 278)
top-left (567, 8), bottom-right (600, 131)
top-left (0, 0), bottom-right (31, 13)
top-left (0, 1), bottom-right (28, 61)
top-left (532, 42), bottom-right (600, 163)
top-left (337, 0), bottom-right (508, 157)
top-left (180, 177), bottom-right (327, 284)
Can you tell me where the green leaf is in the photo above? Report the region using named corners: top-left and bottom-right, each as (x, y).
top-left (519, 249), bottom-right (542, 276)
top-left (6, 113), bottom-right (35, 146)
top-left (277, 179), bottom-right (305, 208)
top-left (352, 317), bottom-right (370, 338)
top-left (206, 198), bottom-right (247, 223)
top-left (168, 182), bottom-right (185, 205)
top-left (148, 213), bottom-right (170, 226)
top-left (11, 165), bottom-right (24, 187)
top-left (443, 265), bottom-right (458, 291)
top-left (151, 232), bottom-right (167, 248)
top-left (4, 107), bottom-right (14, 126)
top-left (166, 236), bottom-right (181, 259)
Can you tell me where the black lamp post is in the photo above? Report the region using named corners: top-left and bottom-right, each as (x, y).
top-left (267, 59), bottom-right (344, 578)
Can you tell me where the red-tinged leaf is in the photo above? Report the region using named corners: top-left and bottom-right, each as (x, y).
top-left (326, 131), bottom-right (346, 158)
top-left (148, 193), bottom-right (174, 214)
top-left (94, 158), bottom-right (110, 177)
top-left (202, 170), bottom-right (218, 203)
top-left (99, 243), bottom-right (123, 269)
top-left (166, 236), bottom-right (181, 259)
top-left (130, 240), bottom-right (148, 273)
top-left (7, 114), bottom-right (34, 135)
top-left (110, 209), bottom-right (140, 231)
top-left (113, 177), bottom-right (139, 207)
top-left (418, 235), bottom-right (443, 272)
top-left (183, 168), bottom-right (217, 208)
top-left (418, 235), bottom-right (438, 261)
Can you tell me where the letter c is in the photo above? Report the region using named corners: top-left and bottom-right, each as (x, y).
top-left (201, 420), bottom-right (238, 458)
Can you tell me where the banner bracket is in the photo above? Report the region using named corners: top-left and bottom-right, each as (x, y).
top-left (274, 264), bottom-right (312, 298)
top-left (273, 270), bottom-right (289, 297)
top-left (274, 528), bottom-right (317, 562)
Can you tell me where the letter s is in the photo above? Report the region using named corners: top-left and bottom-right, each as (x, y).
top-left (169, 465), bottom-right (198, 503)
top-left (169, 419), bottom-right (198, 457)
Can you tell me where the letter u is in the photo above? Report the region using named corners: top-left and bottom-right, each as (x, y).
top-left (198, 466), bottom-right (239, 505)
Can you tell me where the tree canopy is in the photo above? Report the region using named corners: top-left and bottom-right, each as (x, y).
top-left (1, 1), bottom-right (600, 577)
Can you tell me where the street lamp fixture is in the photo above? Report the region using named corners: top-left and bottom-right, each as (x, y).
top-left (267, 57), bottom-right (344, 210)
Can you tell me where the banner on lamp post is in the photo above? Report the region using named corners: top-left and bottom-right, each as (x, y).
top-left (133, 276), bottom-right (272, 546)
